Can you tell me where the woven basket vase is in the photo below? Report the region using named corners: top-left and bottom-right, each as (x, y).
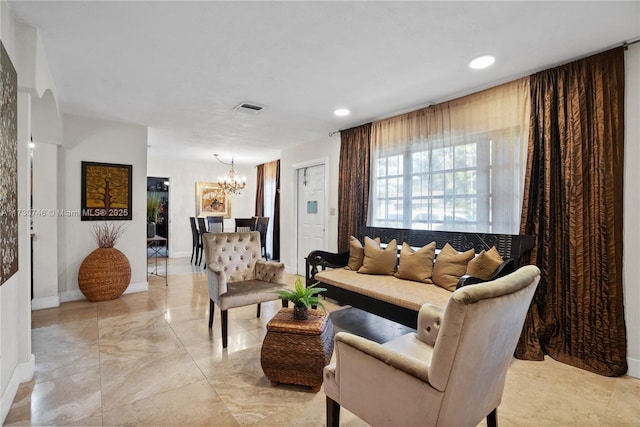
top-left (78, 247), bottom-right (131, 302)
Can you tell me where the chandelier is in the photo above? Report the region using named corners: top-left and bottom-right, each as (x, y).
top-left (214, 154), bottom-right (246, 195)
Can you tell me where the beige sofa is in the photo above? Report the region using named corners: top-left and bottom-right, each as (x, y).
top-left (307, 226), bottom-right (535, 328)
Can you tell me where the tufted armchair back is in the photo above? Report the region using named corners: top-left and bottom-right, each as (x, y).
top-left (203, 231), bottom-right (262, 282)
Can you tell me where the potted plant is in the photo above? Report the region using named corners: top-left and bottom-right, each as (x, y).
top-left (275, 276), bottom-right (327, 320)
top-left (147, 193), bottom-right (161, 238)
top-left (77, 222), bottom-right (131, 302)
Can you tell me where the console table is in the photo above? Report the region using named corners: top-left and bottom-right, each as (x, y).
top-left (147, 235), bottom-right (167, 286)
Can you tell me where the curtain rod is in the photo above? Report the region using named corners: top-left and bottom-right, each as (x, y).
top-left (623, 38), bottom-right (640, 50)
top-left (328, 38), bottom-right (640, 137)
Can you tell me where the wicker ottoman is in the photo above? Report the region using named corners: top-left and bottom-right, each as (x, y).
top-left (260, 308), bottom-right (335, 392)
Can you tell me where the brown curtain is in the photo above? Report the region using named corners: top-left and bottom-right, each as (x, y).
top-left (516, 47), bottom-right (627, 376)
top-left (338, 123), bottom-right (371, 252)
top-left (255, 164), bottom-right (264, 216)
top-left (273, 160), bottom-right (280, 260)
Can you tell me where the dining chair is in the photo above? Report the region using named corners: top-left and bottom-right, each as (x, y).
top-left (196, 217), bottom-right (208, 266)
top-left (189, 217), bottom-right (201, 264)
top-left (235, 217), bottom-right (256, 232)
top-left (207, 216), bottom-right (224, 233)
top-left (255, 216), bottom-right (270, 260)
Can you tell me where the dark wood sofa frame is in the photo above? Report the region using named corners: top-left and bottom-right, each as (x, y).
top-left (306, 226), bottom-right (535, 329)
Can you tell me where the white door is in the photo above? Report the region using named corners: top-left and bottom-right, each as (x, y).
top-left (297, 164), bottom-right (326, 275)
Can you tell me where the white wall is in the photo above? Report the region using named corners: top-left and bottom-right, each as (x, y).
top-left (147, 157), bottom-right (256, 258)
top-left (0, 2), bottom-right (35, 422)
top-left (624, 43), bottom-right (640, 378)
top-left (31, 142), bottom-right (60, 309)
top-left (280, 133), bottom-right (340, 273)
top-left (60, 114), bottom-right (148, 301)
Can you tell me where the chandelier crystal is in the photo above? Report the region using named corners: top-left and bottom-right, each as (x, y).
top-left (215, 156), bottom-right (246, 196)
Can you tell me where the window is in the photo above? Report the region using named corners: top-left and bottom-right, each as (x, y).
top-left (371, 130), bottom-right (521, 232)
top-left (368, 79), bottom-right (530, 234)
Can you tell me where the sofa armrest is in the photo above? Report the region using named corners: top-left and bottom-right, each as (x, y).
top-left (335, 332), bottom-right (431, 383)
top-left (416, 304), bottom-right (443, 347)
top-left (306, 250), bottom-right (349, 286)
top-left (456, 258), bottom-right (517, 289)
top-left (255, 260), bottom-right (285, 283)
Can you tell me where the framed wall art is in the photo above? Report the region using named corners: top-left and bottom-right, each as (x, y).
top-left (0, 40), bottom-right (18, 286)
top-left (196, 182), bottom-right (231, 218)
top-left (81, 161), bottom-right (132, 221)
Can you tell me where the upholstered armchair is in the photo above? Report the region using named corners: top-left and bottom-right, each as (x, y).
top-left (324, 265), bottom-right (540, 427)
top-left (202, 231), bottom-right (287, 348)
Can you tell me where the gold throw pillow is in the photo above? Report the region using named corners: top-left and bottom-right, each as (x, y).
top-left (346, 236), bottom-right (380, 270)
top-left (432, 243), bottom-right (475, 291)
top-left (394, 241), bottom-right (436, 283)
top-left (466, 246), bottom-right (504, 279)
top-left (358, 237), bottom-right (397, 275)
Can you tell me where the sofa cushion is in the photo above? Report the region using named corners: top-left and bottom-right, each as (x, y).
top-left (466, 246), bottom-right (503, 279)
top-left (347, 236), bottom-right (380, 271)
top-left (394, 241), bottom-right (436, 284)
top-left (358, 237), bottom-right (397, 275)
top-left (432, 243), bottom-right (475, 291)
top-left (315, 268), bottom-right (451, 312)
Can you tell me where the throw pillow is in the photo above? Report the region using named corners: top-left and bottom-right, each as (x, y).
top-left (466, 246), bottom-right (504, 279)
top-left (346, 236), bottom-right (380, 270)
top-left (432, 243), bottom-right (475, 291)
top-left (394, 241), bottom-right (436, 283)
top-left (358, 237), bottom-right (397, 275)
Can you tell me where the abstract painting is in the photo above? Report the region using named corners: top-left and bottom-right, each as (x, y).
top-left (195, 182), bottom-right (231, 218)
top-left (81, 161), bottom-right (132, 221)
top-left (0, 40), bottom-right (18, 286)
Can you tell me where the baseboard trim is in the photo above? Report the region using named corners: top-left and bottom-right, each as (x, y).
top-left (627, 355), bottom-right (640, 379)
top-left (59, 289), bottom-right (85, 303)
top-left (171, 251), bottom-right (191, 258)
top-left (31, 295), bottom-right (60, 311)
top-left (124, 281), bottom-right (148, 295)
top-left (1, 354), bottom-right (35, 425)
top-left (58, 281), bottom-right (148, 303)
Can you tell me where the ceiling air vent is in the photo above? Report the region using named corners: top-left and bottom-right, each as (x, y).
top-left (234, 102), bottom-right (265, 114)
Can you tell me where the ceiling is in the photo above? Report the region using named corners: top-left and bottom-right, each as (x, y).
top-left (8, 1), bottom-right (640, 166)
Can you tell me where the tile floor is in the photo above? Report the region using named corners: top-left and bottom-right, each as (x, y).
top-left (5, 257), bottom-right (640, 426)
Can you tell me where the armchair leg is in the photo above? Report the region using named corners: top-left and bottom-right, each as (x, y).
top-left (326, 397), bottom-right (340, 427)
top-left (257, 303), bottom-right (261, 318)
top-left (208, 300), bottom-right (214, 328)
top-left (487, 408), bottom-right (498, 427)
top-left (222, 310), bottom-right (228, 348)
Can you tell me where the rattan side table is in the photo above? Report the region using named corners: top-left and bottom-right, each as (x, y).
top-left (260, 308), bottom-right (334, 392)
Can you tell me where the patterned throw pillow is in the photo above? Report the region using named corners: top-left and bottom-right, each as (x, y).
top-left (394, 241), bottom-right (436, 283)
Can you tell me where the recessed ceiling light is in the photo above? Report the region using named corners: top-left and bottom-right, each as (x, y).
top-left (334, 108), bottom-right (350, 117)
top-left (469, 55), bottom-right (495, 70)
